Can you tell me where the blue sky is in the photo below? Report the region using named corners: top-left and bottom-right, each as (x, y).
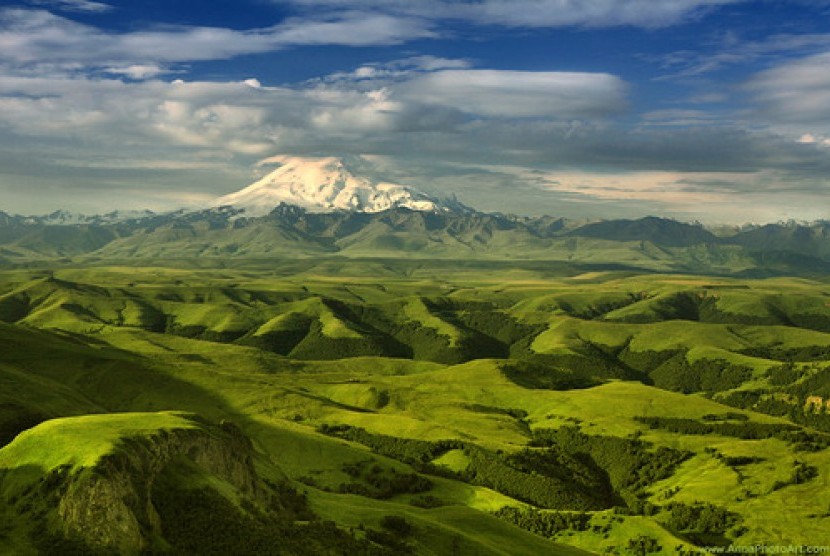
top-left (1, 0), bottom-right (829, 222)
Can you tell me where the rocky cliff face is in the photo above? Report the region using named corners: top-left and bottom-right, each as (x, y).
top-left (65, 421), bottom-right (260, 553)
top-left (4, 416), bottom-right (265, 554)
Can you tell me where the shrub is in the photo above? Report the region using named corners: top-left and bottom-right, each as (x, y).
top-left (379, 515), bottom-right (413, 537)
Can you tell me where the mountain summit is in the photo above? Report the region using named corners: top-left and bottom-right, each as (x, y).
top-left (212, 156), bottom-right (446, 216)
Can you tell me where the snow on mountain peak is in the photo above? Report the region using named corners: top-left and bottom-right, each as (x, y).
top-left (211, 155), bottom-right (445, 216)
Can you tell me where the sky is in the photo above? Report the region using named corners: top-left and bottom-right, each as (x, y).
top-left (1, 0), bottom-right (830, 222)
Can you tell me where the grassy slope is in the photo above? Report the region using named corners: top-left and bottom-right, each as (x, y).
top-left (0, 412), bottom-right (196, 473)
top-left (1, 266), bottom-right (830, 553)
top-left (94, 323), bottom-right (830, 549)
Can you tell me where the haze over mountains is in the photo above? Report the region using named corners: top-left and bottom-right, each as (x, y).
top-left (0, 156), bottom-right (828, 276)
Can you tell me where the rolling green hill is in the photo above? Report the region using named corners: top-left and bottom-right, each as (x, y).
top-left (1, 263), bottom-right (829, 554)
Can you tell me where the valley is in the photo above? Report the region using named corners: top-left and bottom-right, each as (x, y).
top-left (1, 261), bottom-right (829, 554)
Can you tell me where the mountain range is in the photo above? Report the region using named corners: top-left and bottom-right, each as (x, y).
top-left (1, 156), bottom-right (829, 275)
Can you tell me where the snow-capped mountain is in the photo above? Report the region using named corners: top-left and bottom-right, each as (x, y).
top-left (211, 156), bottom-right (448, 216)
top-left (20, 209), bottom-right (157, 225)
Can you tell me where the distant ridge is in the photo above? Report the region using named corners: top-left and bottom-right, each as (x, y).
top-left (570, 216), bottom-right (717, 247)
top-left (727, 221), bottom-right (830, 260)
top-left (0, 206), bottom-right (829, 275)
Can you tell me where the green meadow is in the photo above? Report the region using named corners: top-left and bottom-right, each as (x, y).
top-left (1, 261), bottom-right (829, 554)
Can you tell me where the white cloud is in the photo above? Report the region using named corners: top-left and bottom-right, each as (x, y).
top-left (0, 17), bottom-right (828, 223)
top-left (747, 51), bottom-right (830, 127)
top-left (320, 56), bottom-right (472, 84)
top-left (103, 64), bottom-right (172, 80)
top-left (416, 162), bottom-right (830, 222)
top-left (641, 109), bottom-right (724, 127)
top-left (534, 169), bottom-right (739, 204)
top-left (464, 0), bottom-right (741, 28)
top-left (397, 69), bottom-right (627, 118)
top-left (270, 12), bottom-right (435, 46)
top-left (284, 0), bottom-right (743, 28)
top-left (0, 8), bottom-right (434, 70)
top-left (0, 54), bottom-right (633, 213)
top-left (655, 31), bottom-right (830, 80)
top-left (316, 63), bottom-right (627, 120)
top-left (29, 0), bottom-right (112, 13)
top-left (400, 55), bottom-right (470, 71)
top-left (797, 133), bottom-right (830, 146)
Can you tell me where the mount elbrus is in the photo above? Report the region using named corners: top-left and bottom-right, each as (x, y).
top-left (212, 156), bottom-right (449, 216)
top-left (0, 156), bottom-right (828, 276)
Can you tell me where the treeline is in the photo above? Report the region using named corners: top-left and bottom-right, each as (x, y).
top-left (317, 424), bottom-right (457, 465)
top-left (743, 345), bottom-right (830, 363)
top-left (0, 403), bottom-right (46, 448)
top-left (289, 320), bottom-right (407, 360)
top-left (462, 403), bottom-right (528, 420)
top-left (517, 345), bottom-right (756, 395)
top-left (356, 298), bottom-right (532, 363)
top-left (634, 416), bottom-right (800, 440)
top-left (493, 507), bottom-right (591, 538)
top-left (364, 515), bottom-right (415, 555)
top-left (771, 460), bottom-right (819, 491)
top-left (627, 535), bottom-right (663, 555)
top-left (530, 426), bottom-right (692, 501)
top-left (648, 354), bottom-right (752, 394)
top-left (663, 502), bottom-right (743, 547)
top-left (319, 424), bottom-right (690, 513)
top-left (152, 481), bottom-right (394, 555)
top-left (318, 424), bottom-right (611, 510)
top-left (718, 388), bottom-right (830, 439)
top-left (787, 365), bottom-right (830, 398)
top-left (499, 359), bottom-right (603, 390)
top-left (339, 458), bottom-right (432, 499)
top-left (765, 363), bottom-right (805, 386)
top-left (461, 443), bottom-right (613, 510)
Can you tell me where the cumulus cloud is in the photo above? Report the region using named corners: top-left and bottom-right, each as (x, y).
top-left (0, 61), bottom-right (627, 154)
top-left (1, 55), bottom-right (828, 220)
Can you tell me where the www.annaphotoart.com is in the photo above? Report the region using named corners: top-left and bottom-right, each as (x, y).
top-left (700, 546), bottom-right (830, 554)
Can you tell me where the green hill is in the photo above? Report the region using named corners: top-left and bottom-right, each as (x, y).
top-left (1, 264), bottom-right (829, 553)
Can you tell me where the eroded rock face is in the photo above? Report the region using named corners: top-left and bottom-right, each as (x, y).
top-left (55, 420), bottom-right (260, 554)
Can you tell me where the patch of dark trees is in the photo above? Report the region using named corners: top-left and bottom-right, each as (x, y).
top-left (663, 502), bottom-right (743, 547)
top-left (318, 424), bottom-right (690, 514)
top-left (151, 477), bottom-right (398, 555)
